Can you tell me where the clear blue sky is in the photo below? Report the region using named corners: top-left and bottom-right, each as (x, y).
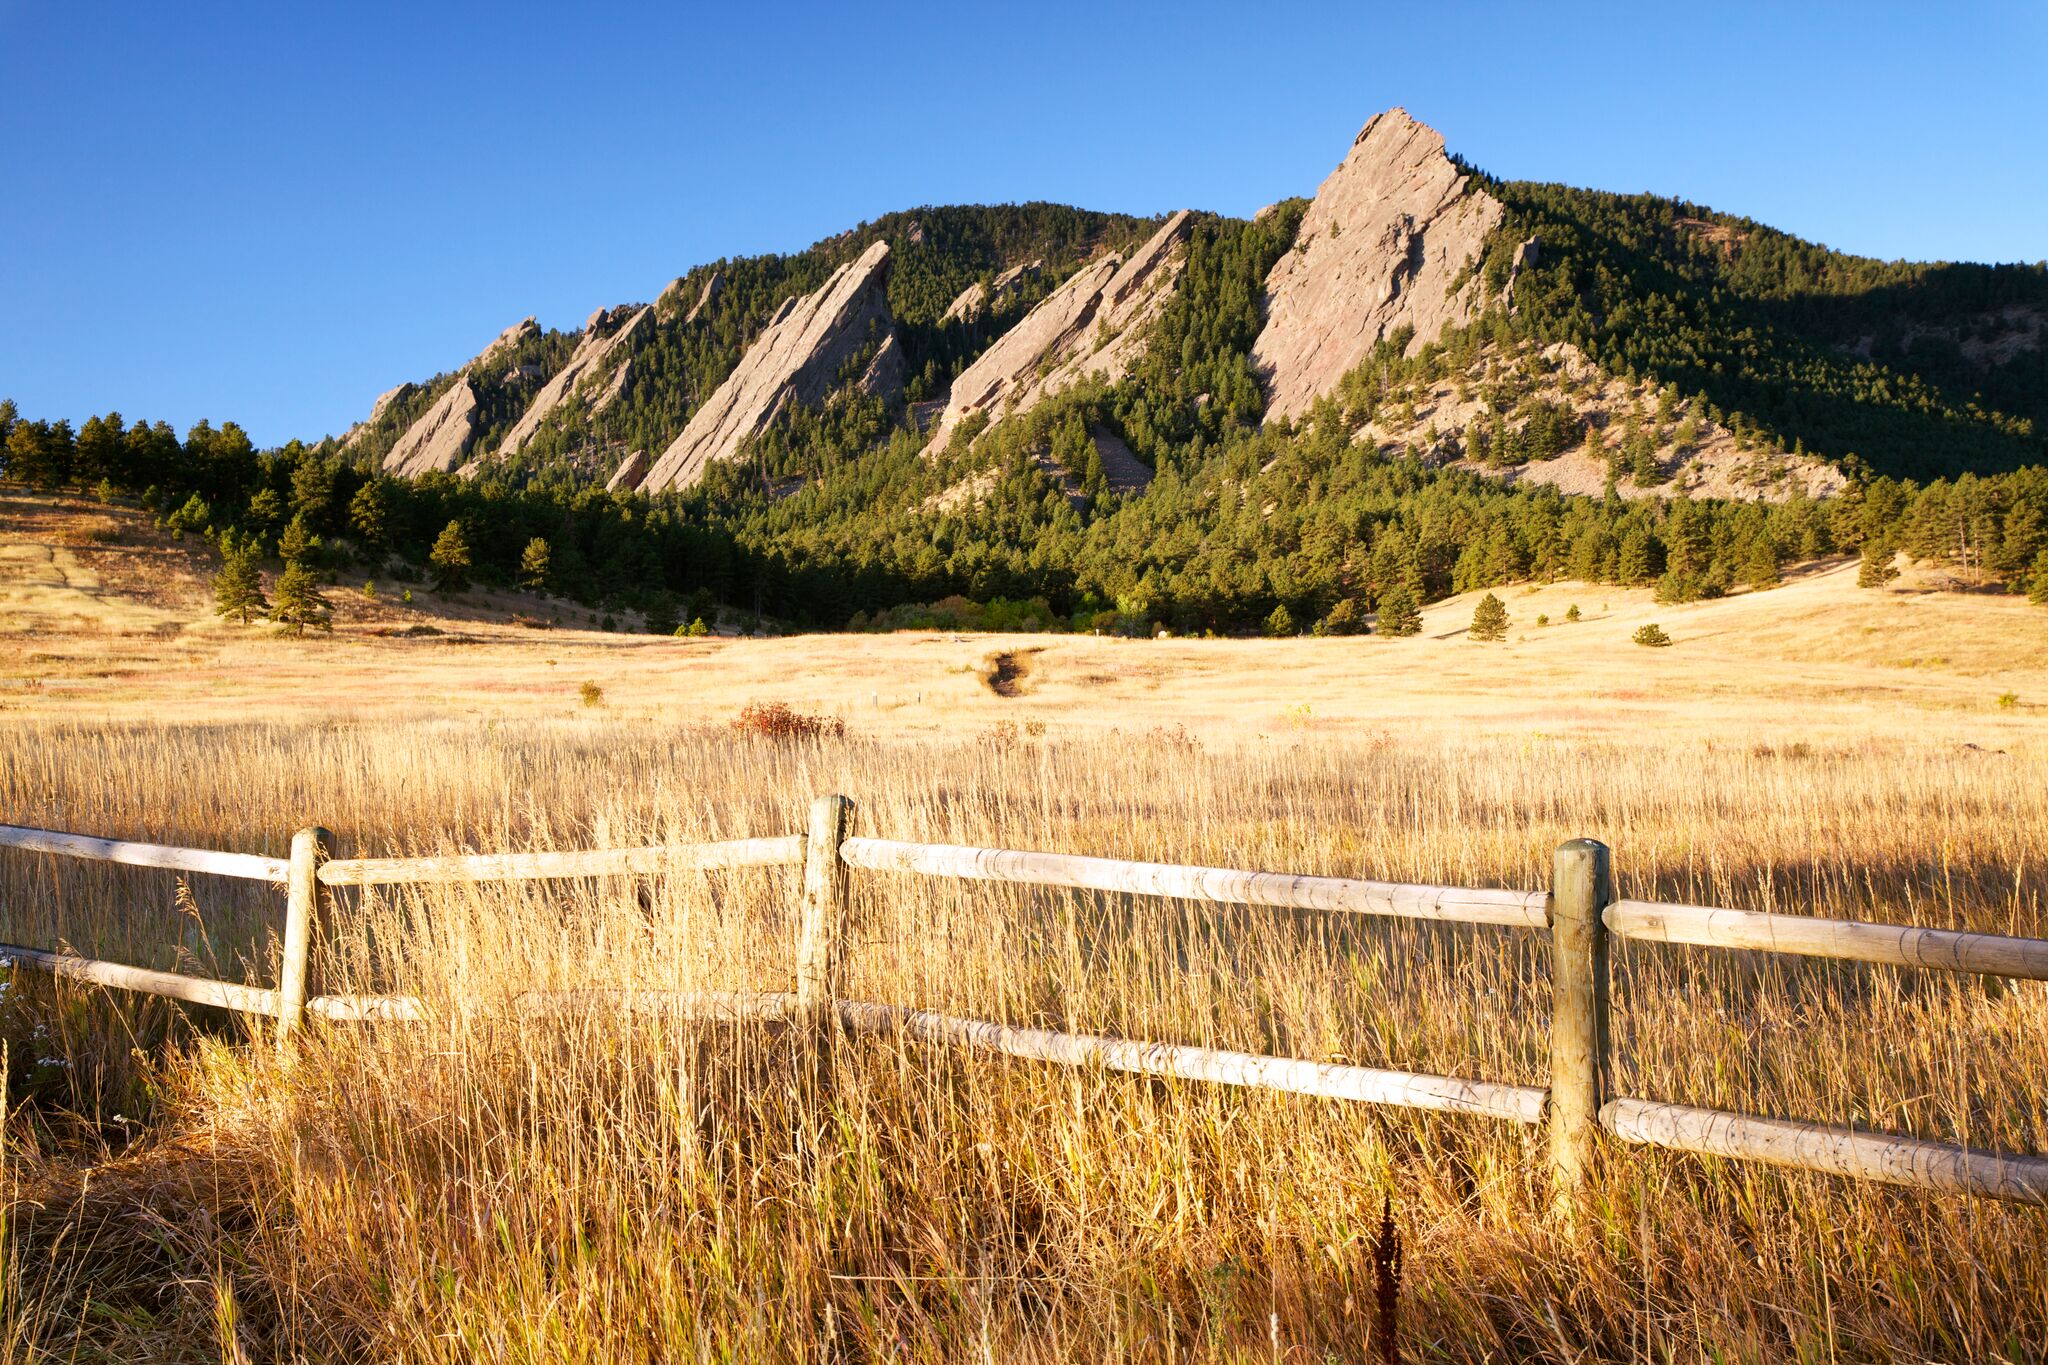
top-left (4, 0), bottom-right (2043, 447)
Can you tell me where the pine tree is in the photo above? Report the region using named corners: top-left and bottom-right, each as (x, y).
top-left (270, 560), bottom-right (330, 635)
top-left (246, 487), bottom-right (285, 536)
top-left (1469, 592), bottom-right (1509, 642)
top-left (2029, 548), bottom-right (2048, 606)
top-left (1633, 623), bottom-right (1674, 647)
top-left (277, 513), bottom-right (317, 565)
top-left (1857, 539), bottom-right (1900, 589)
top-left (1743, 537), bottom-right (1782, 590)
top-left (349, 481), bottom-right (388, 549)
top-left (1263, 603), bottom-right (1296, 637)
top-left (290, 454), bottom-right (332, 523)
top-left (211, 533), bottom-right (267, 625)
top-left (1377, 585), bottom-right (1423, 637)
top-left (431, 520), bottom-right (471, 592)
top-left (519, 537), bottom-right (552, 593)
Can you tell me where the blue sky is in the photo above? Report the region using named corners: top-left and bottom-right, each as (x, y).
top-left (3, 1), bottom-right (2043, 447)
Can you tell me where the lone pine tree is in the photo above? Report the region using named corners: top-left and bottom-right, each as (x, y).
top-left (1470, 592), bottom-right (1509, 642)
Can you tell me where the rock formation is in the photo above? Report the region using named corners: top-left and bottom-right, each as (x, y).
top-left (605, 450), bottom-right (649, 492)
top-left (1251, 109), bottom-right (1503, 422)
top-left (636, 241), bottom-right (899, 493)
top-left (939, 259), bottom-right (1043, 325)
top-left (381, 377), bottom-right (479, 478)
top-left (683, 271), bottom-right (722, 325)
top-left (494, 305), bottom-right (651, 458)
top-left (473, 316), bottom-right (540, 373)
top-left (922, 213), bottom-right (1192, 456)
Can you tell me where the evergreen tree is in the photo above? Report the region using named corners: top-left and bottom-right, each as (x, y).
top-left (1316, 598), bottom-right (1367, 636)
top-left (277, 513), bottom-right (317, 565)
top-left (290, 454), bottom-right (332, 523)
top-left (211, 533), bottom-right (267, 625)
top-left (431, 521), bottom-right (471, 592)
top-left (1633, 622), bottom-right (1674, 647)
top-left (349, 480), bottom-right (389, 550)
top-left (1377, 585), bottom-right (1423, 637)
top-left (519, 537), bottom-right (552, 593)
top-left (2029, 548), bottom-right (2048, 606)
top-left (1857, 539), bottom-right (1900, 588)
top-left (271, 560), bottom-right (330, 635)
top-left (1469, 592), bottom-right (1509, 641)
top-left (1743, 537), bottom-right (1782, 590)
top-left (1263, 603), bottom-right (1296, 637)
top-left (246, 487), bottom-right (285, 536)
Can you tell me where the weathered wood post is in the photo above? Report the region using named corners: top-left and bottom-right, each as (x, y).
top-left (795, 795), bottom-right (855, 1023)
top-left (278, 825), bottom-right (331, 1048)
top-left (1549, 837), bottom-right (1612, 1212)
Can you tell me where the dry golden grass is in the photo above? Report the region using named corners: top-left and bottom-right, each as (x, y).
top-left (3, 488), bottom-right (2047, 1361)
top-left (2, 722), bottom-right (2045, 1362)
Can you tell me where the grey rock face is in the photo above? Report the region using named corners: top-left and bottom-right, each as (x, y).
top-left (494, 305), bottom-right (652, 459)
top-left (1250, 109), bottom-right (1503, 422)
top-left (922, 213), bottom-right (1192, 456)
top-left (636, 241), bottom-right (898, 493)
top-left (381, 377), bottom-right (479, 478)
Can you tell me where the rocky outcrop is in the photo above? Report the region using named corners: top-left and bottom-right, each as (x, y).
top-left (684, 271), bottom-right (722, 325)
top-left (940, 260), bottom-right (1043, 325)
top-left (381, 378), bottom-right (479, 478)
top-left (473, 316), bottom-right (540, 373)
top-left (341, 382), bottom-right (415, 447)
top-left (494, 305), bottom-right (651, 458)
top-left (1251, 109), bottom-right (1503, 422)
top-left (636, 241), bottom-right (898, 493)
top-left (923, 213), bottom-right (1192, 455)
top-left (605, 449), bottom-right (649, 492)
top-left (941, 281), bottom-right (988, 325)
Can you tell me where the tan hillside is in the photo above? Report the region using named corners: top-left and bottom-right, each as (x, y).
top-left (1355, 338), bottom-right (1847, 501)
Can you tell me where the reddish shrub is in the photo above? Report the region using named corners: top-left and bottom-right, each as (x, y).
top-left (731, 701), bottom-right (846, 741)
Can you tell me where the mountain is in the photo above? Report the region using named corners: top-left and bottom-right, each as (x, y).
top-left (10, 109), bottom-right (2043, 639)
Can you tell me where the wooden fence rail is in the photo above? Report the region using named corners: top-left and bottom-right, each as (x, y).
top-left (4, 808), bottom-right (2046, 1210)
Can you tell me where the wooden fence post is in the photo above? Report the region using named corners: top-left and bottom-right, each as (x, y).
top-left (795, 795), bottom-right (855, 1021)
top-left (1549, 837), bottom-right (1612, 1212)
top-left (279, 826), bottom-right (330, 1048)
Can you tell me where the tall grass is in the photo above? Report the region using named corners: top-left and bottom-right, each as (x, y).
top-left (2, 719), bottom-right (2044, 1361)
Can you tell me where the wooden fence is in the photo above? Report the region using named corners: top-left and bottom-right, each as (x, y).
top-left (4, 797), bottom-right (2046, 1209)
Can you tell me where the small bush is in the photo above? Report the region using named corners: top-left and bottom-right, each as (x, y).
top-left (579, 681), bottom-right (605, 708)
top-left (1536, 613), bottom-right (1550, 627)
top-left (1997, 692), bottom-right (2018, 710)
top-left (732, 701), bottom-right (846, 741)
top-left (1633, 623), bottom-right (1673, 647)
top-left (1565, 604), bottom-right (1581, 622)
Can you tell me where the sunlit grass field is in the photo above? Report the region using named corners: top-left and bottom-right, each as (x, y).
top-left (3, 719), bottom-right (2044, 1362)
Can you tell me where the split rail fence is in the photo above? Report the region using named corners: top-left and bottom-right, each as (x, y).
top-left (4, 798), bottom-right (2047, 1208)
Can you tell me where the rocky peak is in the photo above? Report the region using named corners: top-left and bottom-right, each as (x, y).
top-left (473, 316), bottom-right (540, 373)
top-left (381, 377), bottom-right (479, 478)
top-left (635, 240), bottom-right (898, 493)
top-left (493, 304), bottom-right (652, 459)
top-left (940, 259), bottom-right (1044, 326)
top-left (923, 213), bottom-right (1192, 456)
top-left (1251, 108), bottom-right (1503, 422)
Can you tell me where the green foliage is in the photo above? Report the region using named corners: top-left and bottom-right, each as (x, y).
top-left (1565, 603), bottom-right (1582, 622)
top-left (430, 521), bottom-right (471, 592)
top-left (350, 480), bottom-right (390, 549)
top-left (1376, 585), bottom-right (1423, 637)
top-left (270, 560), bottom-right (330, 635)
top-left (519, 537), bottom-right (552, 593)
top-left (1633, 622), bottom-right (1674, 647)
top-left (1314, 598), bottom-right (1368, 636)
top-left (211, 532), bottom-right (267, 625)
top-left (278, 513), bottom-right (318, 565)
top-left (1858, 540), bottom-right (1900, 588)
top-left (1469, 592), bottom-right (1509, 642)
top-left (1487, 178), bottom-right (2048, 479)
top-left (579, 681), bottom-right (604, 708)
top-left (1263, 603), bottom-right (1296, 638)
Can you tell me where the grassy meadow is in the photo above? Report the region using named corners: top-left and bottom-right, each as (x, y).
top-left (2, 490), bottom-right (2046, 1361)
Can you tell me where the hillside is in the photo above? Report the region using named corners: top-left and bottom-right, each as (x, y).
top-left (4, 486), bottom-right (2043, 752)
top-left (5, 110), bottom-right (2045, 638)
